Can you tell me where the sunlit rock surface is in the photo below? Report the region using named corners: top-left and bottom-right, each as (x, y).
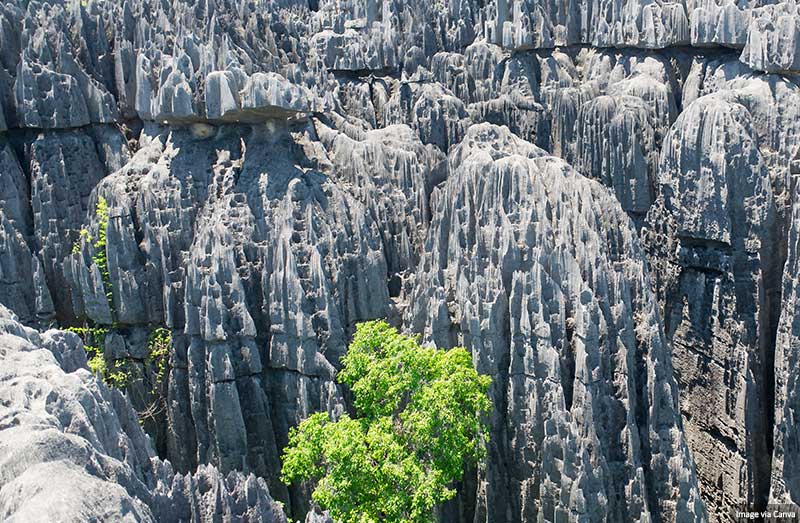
top-left (0, 0), bottom-right (798, 521)
top-left (0, 304), bottom-right (287, 522)
top-left (407, 124), bottom-right (706, 522)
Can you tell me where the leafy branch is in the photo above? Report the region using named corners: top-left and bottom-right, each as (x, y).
top-left (281, 321), bottom-right (492, 523)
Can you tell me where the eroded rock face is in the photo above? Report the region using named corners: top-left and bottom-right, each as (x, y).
top-left (0, 0), bottom-right (799, 521)
top-left (643, 92), bottom-right (779, 517)
top-left (0, 304), bottom-right (287, 523)
top-left (741, 1), bottom-right (800, 73)
top-left (407, 124), bottom-right (706, 523)
top-left (770, 179), bottom-right (800, 507)
top-left (575, 95), bottom-right (655, 217)
top-left (56, 118), bottom-right (445, 517)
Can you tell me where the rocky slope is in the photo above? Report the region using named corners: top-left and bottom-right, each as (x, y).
top-left (0, 0), bottom-right (799, 521)
top-left (0, 303), bottom-right (288, 522)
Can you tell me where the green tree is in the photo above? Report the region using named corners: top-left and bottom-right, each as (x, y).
top-left (281, 321), bottom-right (492, 523)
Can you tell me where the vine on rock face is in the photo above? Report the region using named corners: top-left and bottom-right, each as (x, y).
top-left (69, 196), bottom-right (123, 386)
top-left (92, 196), bottom-right (113, 314)
top-left (65, 324), bottom-right (172, 419)
top-left (138, 327), bottom-right (172, 425)
top-left (147, 327), bottom-right (171, 384)
top-left (67, 197), bottom-right (173, 429)
top-left (64, 326), bottom-right (107, 374)
top-left (64, 325), bottom-right (127, 386)
top-left (73, 196), bottom-right (113, 315)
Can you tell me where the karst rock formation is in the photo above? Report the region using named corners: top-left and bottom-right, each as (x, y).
top-left (0, 0), bottom-right (798, 521)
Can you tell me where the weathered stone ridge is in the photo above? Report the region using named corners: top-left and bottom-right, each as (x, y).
top-left (0, 304), bottom-right (287, 522)
top-left (0, 0), bottom-right (798, 522)
top-left (407, 124), bottom-right (706, 522)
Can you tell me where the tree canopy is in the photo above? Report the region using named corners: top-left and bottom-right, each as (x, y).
top-left (281, 320), bottom-right (492, 523)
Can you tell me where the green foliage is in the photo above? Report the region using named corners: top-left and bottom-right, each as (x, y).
top-left (66, 197), bottom-right (133, 390)
top-left (136, 326), bottom-right (172, 424)
top-left (281, 321), bottom-right (492, 523)
top-left (72, 196), bottom-right (113, 312)
top-left (92, 196), bottom-right (113, 311)
top-left (65, 325), bottom-right (108, 344)
top-left (106, 360), bottom-right (131, 388)
top-left (73, 228), bottom-right (91, 254)
top-left (66, 326), bottom-right (111, 382)
top-left (66, 325), bottom-right (130, 388)
top-left (147, 327), bottom-right (171, 383)
top-left (87, 350), bottom-right (106, 376)
top-left (67, 324), bottom-right (173, 424)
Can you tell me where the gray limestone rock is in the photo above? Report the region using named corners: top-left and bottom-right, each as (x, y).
top-left (408, 123), bottom-right (706, 523)
top-left (314, 116), bottom-right (446, 282)
top-left (770, 179), bottom-right (800, 507)
top-left (741, 1), bottom-right (800, 73)
top-left (26, 128), bottom-right (130, 323)
top-left (467, 94), bottom-right (551, 150)
top-left (305, 507), bottom-right (334, 523)
top-left (312, 28), bottom-right (399, 72)
top-left (691, 0), bottom-right (753, 47)
top-left (575, 95), bottom-right (656, 217)
top-left (1, 0), bottom-right (799, 521)
top-left (485, 0), bottom-right (690, 50)
top-left (0, 141), bottom-right (31, 237)
top-left (60, 120), bottom-right (428, 517)
top-left (239, 72), bottom-right (324, 118)
top-left (684, 57), bottom-right (800, 215)
top-left (14, 58), bottom-right (90, 129)
top-left (382, 80), bottom-right (470, 151)
top-left (0, 304), bottom-right (287, 523)
top-left (0, 212), bottom-right (53, 324)
top-left (643, 92), bottom-right (779, 518)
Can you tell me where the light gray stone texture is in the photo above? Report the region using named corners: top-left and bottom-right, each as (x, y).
top-left (643, 91), bottom-right (780, 519)
top-left (0, 0), bottom-right (798, 521)
top-left (741, 1), bottom-right (800, 73)
top-left (408, 124), bottom-right (706, 523)
top-left (770, 177), bottom-right (800, 507)
top-left (0, 304), bottom-right (287, 523)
